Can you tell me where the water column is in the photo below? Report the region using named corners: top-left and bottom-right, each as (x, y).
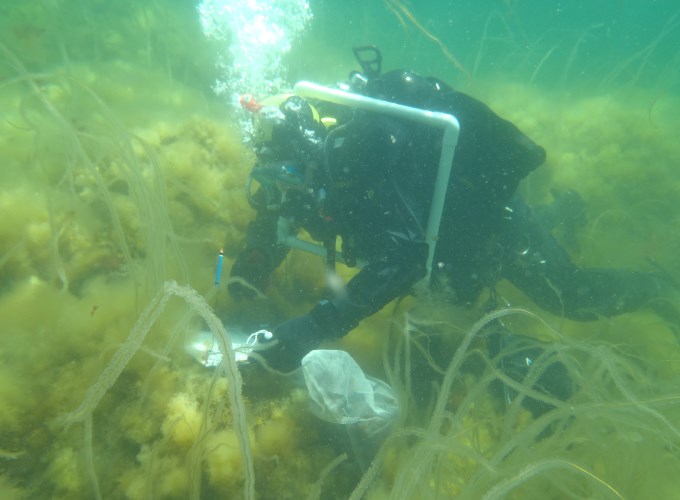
top-left (198, 0), bottom-right (312, 127)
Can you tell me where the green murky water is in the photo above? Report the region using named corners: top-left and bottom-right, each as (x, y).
top-left (1, 1), bottom-right (679, 498)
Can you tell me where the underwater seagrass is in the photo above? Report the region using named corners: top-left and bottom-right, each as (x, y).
top-left (346, 303), bottom-right (680, 498)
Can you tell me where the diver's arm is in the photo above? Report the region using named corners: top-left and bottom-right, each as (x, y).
top-left (323, 242), bottom-right (429, 336)
top-left (229, 208), bottom-right (290, 299)
top-left (258, 240), bottom-right (428, 372)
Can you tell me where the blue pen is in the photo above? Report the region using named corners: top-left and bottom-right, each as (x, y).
top-left (215, 248), bottom-right (224, 286)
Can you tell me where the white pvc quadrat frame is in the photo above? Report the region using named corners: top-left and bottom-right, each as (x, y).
top-left (276, 80), bottom-right (460, 282)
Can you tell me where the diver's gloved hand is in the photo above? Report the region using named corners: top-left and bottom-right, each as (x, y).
top-left (488, 331), bottom-right (574, 418)
top-left (228, 248), bottom-right (269, 300)
top-left (257, 314), bottom-right (323, 372)
top-left (255, 300), bottom-right (345, 372)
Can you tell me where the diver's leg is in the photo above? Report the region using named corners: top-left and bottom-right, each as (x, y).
top-left (499, 196), bottom-right (676, 324)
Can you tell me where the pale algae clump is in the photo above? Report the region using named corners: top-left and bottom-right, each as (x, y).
top-left (58, 280), bottom-right (254, 499)
top-left (0, 9), bottom-right (345, 499)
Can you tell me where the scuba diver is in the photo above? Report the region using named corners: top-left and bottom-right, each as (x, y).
top-left (228, 47), bottom-right (679, 388)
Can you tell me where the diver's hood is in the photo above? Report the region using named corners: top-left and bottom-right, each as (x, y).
top-left (254, 95), bottom-right (327, 165)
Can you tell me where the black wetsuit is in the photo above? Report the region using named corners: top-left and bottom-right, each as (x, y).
top-left (231, 70), bottom-right (666, 353)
